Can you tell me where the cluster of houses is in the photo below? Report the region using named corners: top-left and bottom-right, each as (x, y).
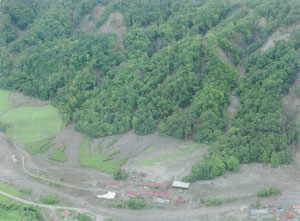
top-left (97, 172), bottom-right (191, 207)
top-left (248, 205), bottom-right (300, 220)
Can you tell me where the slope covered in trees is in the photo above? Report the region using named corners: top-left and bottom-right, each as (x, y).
top-left (1, 0), bottom-right (300, 180)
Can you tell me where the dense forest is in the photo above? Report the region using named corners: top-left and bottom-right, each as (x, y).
top-left (1, 0), bottom-right (300, 181)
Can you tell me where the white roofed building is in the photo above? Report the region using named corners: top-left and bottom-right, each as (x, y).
top-left (172, 181), bottom-right (190, 189)
top-left (97, 192), bottom-right (116, 199)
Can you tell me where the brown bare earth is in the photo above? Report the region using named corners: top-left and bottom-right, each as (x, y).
top-left (80, 4), bottom-right (107, 32)
top-left (261, 21), bottom-right (300, 52)
top-left (98, 12), bottom-right (126, 40)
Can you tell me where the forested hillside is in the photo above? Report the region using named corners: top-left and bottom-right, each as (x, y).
top-left (1, 0), bottom-right (300, 181)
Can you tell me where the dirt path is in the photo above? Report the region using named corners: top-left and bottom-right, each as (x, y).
top-left (20, 152), bottom-right (107, 192)
top-left (0, 190), bottom-right (102, 220)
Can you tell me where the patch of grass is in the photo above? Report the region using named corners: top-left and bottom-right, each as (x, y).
top-left (78, 137), bottom-right (126, 174)
top-left (77, 213), bottom-right (92, 221)
top-left (18, 187), bottom-right (32, 195)
top-left (0, 122), bottom-right (11, 133)
top-left (104, 150), bottom-right (121, 161)
top-left (0, 208), bottom-right (21, 220)
top-left (1, 105), bottom-right (63, 142)
top-left (25, 137), bottom-right (54, 154)
top-left (47, 182), bottom-right (63, 188)
top-left (113, 168), bottom-right (128, 180)
top-left (0, 89), bottom-right (11, 115)
top-left (0, 195), bottom-right (11, 202)
top-left (144, 145), bottom-right (157, 153)
top-left (257, 187), bottom-right (281, 197)
top-left (40, 194), bottom-right (59, 205)
top-left (106, 138), bottom-right (117, 149)
top-left (205, 198), bottom-right (222, 206)
top-left (201, 197), bottom-right (236, 207)
top-left (127, 197), bottom-right (147, 209)
top-left (0, 203), bottom-right (43, 220)
top-left (111, 202), bottom-right (126, 208)
top-left (48, 144), bottom-right (67, 162)
top-left (140, 144), bottom-right (200, 166)
top-left (0, 182), bottom-right (21, 198)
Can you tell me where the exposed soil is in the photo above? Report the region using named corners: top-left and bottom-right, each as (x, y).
top-left (257, 17), bottom-right (267, 29)
top-left (80, 4), bottom-right (107, 32)
top-left (217, 46), bottom-right (234, 66)
top-left (98, 12), bottom-right (126, 39)
top-left (97, 11), bottom-right (126, 51)
top-left (261, 21), bottom-right (300, 52)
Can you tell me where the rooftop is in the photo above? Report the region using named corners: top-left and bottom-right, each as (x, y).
top-left (146, 182), bottom-right (168, 189)
top-left (97, 192), bottom-right (116, 199)
top-left (172, 181), bottom-right (190, 189)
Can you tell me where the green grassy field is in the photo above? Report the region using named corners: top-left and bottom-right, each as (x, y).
top-left (78, 137), bottom-right (126, 174)
top-left (25, 137), bottom-right (54, 154)
top-left (140, 144), bottom-right (201, 166)
top-left (0, 89), bottom-right (11, 115)
top-left (0, 208), bottom-right (20, 221)
top-left (0, 182), bottom-right (21, 198)
top-left (144, 145), bottom-right (157, 153)
top-left (48, 144), bottom-right (67, 162)
top-left (1, 105), bottom-right (63, 142)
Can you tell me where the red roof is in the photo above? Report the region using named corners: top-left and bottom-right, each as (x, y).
top-left (176, 198), bottom-right (185, 204)
top-left (62, 210), bottom-right (70, 217)
top-left (293, 205), bottom-right (300, 209)
top-left (107, 182), bottom-right (123, 189)
top-left (146, 182), bottom-right (168, 189)
top-left (140, 189), bottom-right (172, 199)
top-left (285, 211), bottom-right (295, 218)
top-left (126, 190), bottom-right (138, 197)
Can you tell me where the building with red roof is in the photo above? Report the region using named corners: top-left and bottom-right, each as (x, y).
top-left (285, 211), bottom-right (295, 219)
top-left (145, 182), bottom-right (168, 189)
top-left (140, 189), bottom-right (172, 199)
top-left (126, 190), bottom-right (138, 197)
top-left (176, 198), bottom-right (185, 204)
top-left (62, 209), bottom-right (70, 217)
top-left (293, 205), bottom-right (300, 210)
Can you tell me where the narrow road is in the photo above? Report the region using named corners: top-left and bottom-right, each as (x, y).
top-left (20, 153), bottom-right (109, 192)
top-left (0, 190), bottom-right (103, 221)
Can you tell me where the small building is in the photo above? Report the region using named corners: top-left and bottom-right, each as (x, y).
top-left (285, 211), bottom-right (295, 219)
top-left (126, 190), bottom-right (138, 198)
top-left (239, 206), bottom-right (248, 212)
top-left (107, 182), bottom-right (123, 190)
top-left (293, 205), bottom-right (300, 213)
top-left (146, 182), bottom-right (168, 189)
top-left (250, 209), bottom-right (269, 215)
top-left (62, 210), bottom-right (70, 218)
top-left (276, 207), bottom-right (284, 212)
top-left (176, 198), bottom-right (185, 204)
top-left (172, 181), bottom-right (190, 189)
top-left (97, 192), bottom-right (116, 199)
top-left (139, 189), bottom-right (172, 199)
top-left (153, 197), bottom-right (170, 205)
